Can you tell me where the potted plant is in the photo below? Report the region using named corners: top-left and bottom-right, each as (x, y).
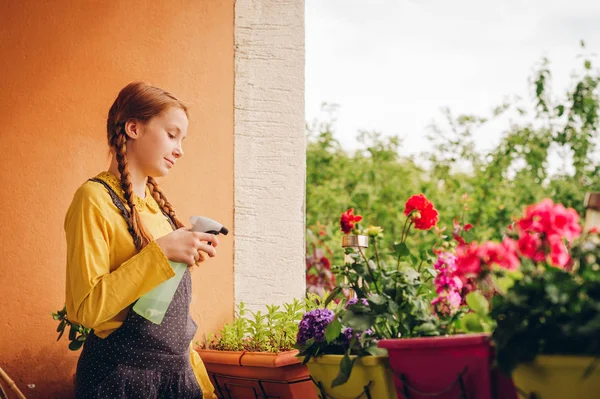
top-left (195, 299), bottom-right (318, 399)
top-left (296, 198), bottom-right (459, 399)
top-left (487, 199), bottom-right (600, 398)
top-left (297, 195), bottom-right (519, 399)
top-left (295, 296), bottom-right (397, 399)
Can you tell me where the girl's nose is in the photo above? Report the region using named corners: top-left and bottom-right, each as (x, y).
top-left (173, 146), bottom-right (183, 158)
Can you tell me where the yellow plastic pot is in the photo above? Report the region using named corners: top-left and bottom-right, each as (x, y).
top-left (513, 356), bottom-right (600, 399)
top-left (306, 355), bottom-right (396, 399)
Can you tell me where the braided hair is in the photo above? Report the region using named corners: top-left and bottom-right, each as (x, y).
top-left (106, 82), bottom-right (187, 251)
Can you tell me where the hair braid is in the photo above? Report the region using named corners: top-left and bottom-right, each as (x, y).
top-left (146, 177), bottom-right (186, 229)
top-left (115, 129), bottom-right (154, 251)
top-left (106, 82), bottom-right (189, 251)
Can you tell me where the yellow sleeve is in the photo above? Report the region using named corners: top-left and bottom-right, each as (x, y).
top-left (190, 343), bottom-right (217, 399)
top-left (65, 183), bottom-right (176, 329)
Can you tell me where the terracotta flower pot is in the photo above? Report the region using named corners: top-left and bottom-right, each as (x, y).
top-left (378, 334), bottom-right (517, 399)
top-left (196, 349), bottom-right (317, 399)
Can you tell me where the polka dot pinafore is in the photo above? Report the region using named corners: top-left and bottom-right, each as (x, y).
top-left (74, 178), bottom-right (202, 399)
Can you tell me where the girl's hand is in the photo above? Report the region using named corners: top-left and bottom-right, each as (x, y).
top-left (155, 228), bottom-right (219, 266)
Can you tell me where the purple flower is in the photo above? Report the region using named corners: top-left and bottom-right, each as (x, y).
top-left (342, 327), bottom-right (354, 342)
top-left (342, 327), bottom-right (374, 343)
top-left (345, 298), bottom-right (369, 309)
top-left (296, 309), bottom-right (335, 346)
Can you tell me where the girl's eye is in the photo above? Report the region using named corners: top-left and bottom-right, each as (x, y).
top-left (168, 133), bottom-right (176, 139)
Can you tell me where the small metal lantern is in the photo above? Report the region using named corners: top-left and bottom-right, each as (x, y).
top-left (341, 235), bottom-right (369, 249)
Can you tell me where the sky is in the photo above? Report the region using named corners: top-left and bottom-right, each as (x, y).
top-left (305, 0), bottom-right (600, 159)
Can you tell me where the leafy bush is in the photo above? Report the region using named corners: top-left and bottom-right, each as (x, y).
top-left (306, 44), bottom-right (600, 294)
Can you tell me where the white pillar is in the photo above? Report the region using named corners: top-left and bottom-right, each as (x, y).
top-left (234, 0), bottom-right (306, 310)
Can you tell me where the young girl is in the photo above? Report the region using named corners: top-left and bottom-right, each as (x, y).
top-left (65, 82), bottom-right (218, 398)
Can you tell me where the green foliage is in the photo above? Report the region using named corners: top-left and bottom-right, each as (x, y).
top-left (203, 299), bottom-right (305, 353)
top-left (298, 222), bottom-right (445, 388)
top-left (306, 50), bottom-right (600, 272)
top-left (461, 292), bottom-right (493, 333)
top-left (491, 233), bottom-right (600, 374)
top-left (52, 305), bottom-right (90, 351)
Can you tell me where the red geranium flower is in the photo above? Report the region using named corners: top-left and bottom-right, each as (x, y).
top-left (404, 194), bottom-right (439, 230)
top-left (340, 208), bottom-right (363, 234)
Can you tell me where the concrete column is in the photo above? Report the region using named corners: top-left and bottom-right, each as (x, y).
top-left (234, 0), bottom-right (306, 310)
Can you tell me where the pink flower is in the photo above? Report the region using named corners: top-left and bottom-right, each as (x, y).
top-left (498, 238), bottom-right (521, 270)
top-left (548, 235), bottom-right (570, 268)
top-left (518, 232), bottom-right (545, 262)
top-left (517, 199), bottom-right (581, 241)
top-left (432, 291), bottom-right (462, 316)
top-left (514, 199), bottom-right (582, 268)
top-left (433, 252), bottom-right (463, 294)
top-left (455, 243), bottom-right (482, 276)
top-left (454, 239), bottom-right (520, 280)
top-left (552, 204), bottom-right (581, 241)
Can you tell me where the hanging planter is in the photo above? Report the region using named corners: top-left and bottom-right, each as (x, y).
top-left (305, 354), bottom-right (396, 399)
top-left (378, 334), bottom-right (517, 399)
top-left (511, 356), bottom-right (600, 399)
top-left (196, 349), bottom-right (316, 399)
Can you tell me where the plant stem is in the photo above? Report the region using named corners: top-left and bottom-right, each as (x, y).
top-left (399, 214), bottom-right (412, 244)
top-left (358, 246), bottom-right (382, 296)
top-left (373, 239), bottom-right (381, 269)
top-left (396, 220), bottom-right (414, 270)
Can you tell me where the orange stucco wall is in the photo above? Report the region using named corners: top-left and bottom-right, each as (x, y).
top-left (0, 1), bottom-right (234, 397)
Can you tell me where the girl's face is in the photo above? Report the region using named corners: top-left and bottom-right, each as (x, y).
top-left (125, 106), bottom-right (188, 178)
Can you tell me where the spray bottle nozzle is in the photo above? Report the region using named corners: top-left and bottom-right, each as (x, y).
top-left (190, 216), bottom-right (229, 236)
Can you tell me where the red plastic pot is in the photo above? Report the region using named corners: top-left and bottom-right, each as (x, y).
top-left (378, 334), bottom-right (517, 399)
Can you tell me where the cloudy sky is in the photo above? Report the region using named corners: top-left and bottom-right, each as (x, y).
top-left (305, 0), bottom-right (600, 157)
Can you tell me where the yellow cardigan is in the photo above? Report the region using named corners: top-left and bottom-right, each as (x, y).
top-left (64, 171), bottom-right (216, 398)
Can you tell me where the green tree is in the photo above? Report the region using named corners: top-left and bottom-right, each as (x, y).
top-left (306, 44), bottom-right (600, 288)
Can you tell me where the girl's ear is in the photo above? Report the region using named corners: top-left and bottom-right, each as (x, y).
top-left (124, 119), bottom-right (141, 139)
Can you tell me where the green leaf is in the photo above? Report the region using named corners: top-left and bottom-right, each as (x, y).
top-left (341, 311), bottom-right (373, 331)
top-left (68, 339), bottom-right (84, 351)
top-left (461, 313), bottom-right (484, 332)
top-left (424, 267), bottom-right (438, 279)
top-left (415, 322), bottom-right (438, 335)
top-left (556, 105), bottom-right (565, 117)
top-left (364, 345), bottom-right (387, 357)
top-left (331, 353), bottom-right (355, 388)
top-left (466, 291), bottom-right (489, 316)
top-left (367, 294), bottom-right (386, 305)
top-left (56, 326), bottom-right (66, 342)
top-left (323, 286), bottom-right (342, 308)
top-left (545, 284), bottom-right (564, 304)
top-left (495, 276), bottom-right (515, 294)
top-left (69, 325), bottom-right (77, 341)
top-left (394, 242), bottom-right (410, 258)
top-left (325, 318), bottom-right (342, 343)
top-left (56, 319), bottom-right (66, 333)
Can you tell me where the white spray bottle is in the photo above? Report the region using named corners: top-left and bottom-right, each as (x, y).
top-left (133, 216), bottom-right (229, 324)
